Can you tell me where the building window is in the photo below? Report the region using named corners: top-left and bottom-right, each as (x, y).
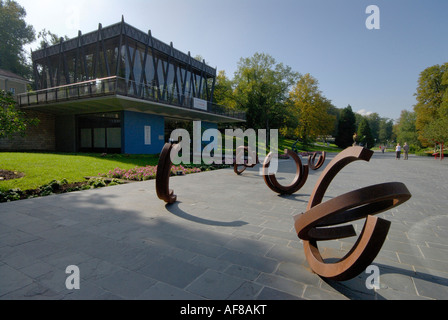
top-left (10, 87), bottom-right (15, 95)
top-left (77, 112), bottom-right (122, 153)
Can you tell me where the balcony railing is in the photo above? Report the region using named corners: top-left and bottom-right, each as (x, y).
top-left (17, 76), bottom-right (246, 121)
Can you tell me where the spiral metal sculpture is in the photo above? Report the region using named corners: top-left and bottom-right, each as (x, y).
top-left (233, 146), bottom-right (259, 175)
top-left (262, 149), bottom-right (309, 195)
top-left (293, 146), bottom-right (411, 281)
top-left (308, 151), bottom-right (326, 170)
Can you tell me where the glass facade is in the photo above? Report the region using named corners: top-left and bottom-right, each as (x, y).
top-left (31, 20), bottom-right (216, 105)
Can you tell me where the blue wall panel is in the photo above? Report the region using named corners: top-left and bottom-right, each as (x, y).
top-left (122, 111), bottom-right (165, 154)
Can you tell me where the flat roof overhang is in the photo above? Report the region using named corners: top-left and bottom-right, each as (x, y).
top-left (19, 95), bottom-right (246, 123)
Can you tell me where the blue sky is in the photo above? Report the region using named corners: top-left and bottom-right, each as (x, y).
top-left (16, 0), bottom-right (448, 121)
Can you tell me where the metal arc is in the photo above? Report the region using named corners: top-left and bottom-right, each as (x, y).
top-left (294, 182), bottom-right (411, 241)
top-left (234, 146), bottom-right (258, 175)
top-left (156, 142), bottom-right (178, 204)
top-left (262, 149), bottom-right (309, 195)
top-left (307, 146), bottom-right (373, 210)
top-left (303, 215), bottom-right (391, 281)
top-left (308, 151), bottom-right (326, 170)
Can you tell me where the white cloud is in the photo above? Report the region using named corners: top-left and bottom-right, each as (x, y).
top-left (356, 109), bottom-right (373, 116)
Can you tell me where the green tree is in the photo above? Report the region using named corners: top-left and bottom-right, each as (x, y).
top-left (36, 28), bottom-right (70, 49)
top-left (414, 63), bottom-right (448, 145)
top-left (365, 112), bottom-right (381, 142)
top-left (393, 110), bottom-right (420, 148)
top-left (287, 73), bottom-right (335, 145)
top-left (357, 117), bottom-right (375, 149)
top-left (233, 52), bottom-right (299, 133)
top-left (0, 0), bottom-right (35, 78)
top-left (378, 117), bottom-right (394, 145)
top-left (213, 70), bottom-right (236, 109)
top-left (0, 90), bottom-right (39, 138)
top-left (422, 117), bottom-right (448, 148)
top-left (335, 105), bottom-right (357, 148)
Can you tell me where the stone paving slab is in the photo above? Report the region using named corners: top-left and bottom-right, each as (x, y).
top-left (1, 150), bottom-right (448, 300)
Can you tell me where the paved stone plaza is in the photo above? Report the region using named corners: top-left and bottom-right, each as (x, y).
top-left (1, 150), bottom-right (447, 300)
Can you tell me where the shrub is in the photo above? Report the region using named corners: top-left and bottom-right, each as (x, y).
top-left (88, 177), bottom-right (107, 188)
top-left (0, 188), bottom-right (23, 202)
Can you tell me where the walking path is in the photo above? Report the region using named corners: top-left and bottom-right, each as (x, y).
top-left (1, 150), bottom-right (447, 300)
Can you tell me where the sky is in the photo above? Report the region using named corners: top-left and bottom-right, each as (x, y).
top-left (14, 0), bottom-right (448, 121)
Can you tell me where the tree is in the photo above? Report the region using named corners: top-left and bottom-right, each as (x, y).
top-left (365, 112), bottom-right (381, 142)
top-left (357, 117), bottom-right (375, 149)
top-left (335, 105), bottom-right (357, 148)
top-left (378, 117), bottom-right (394, 145)
top-left (36, 28), bottom-right (70, 49)
top-left (422, 117), bottom-right (448, 148)
top-left (213, 70), bottom-right (236, 109)
top-left (414, 63), bottom-right (448, 145)
top-left (287, 73), bottom-right (335, 145)
top-left (233, 52), bottom-right (299, 134)
top-left (0, 0), bottom-right (35, 78)
top-left (0, 90), bottom-right (39, 138)
top-left (393, 110), bottom-right (420, 147)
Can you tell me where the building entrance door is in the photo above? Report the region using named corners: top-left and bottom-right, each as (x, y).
top-left (77, 112), bottom-right (122, 153)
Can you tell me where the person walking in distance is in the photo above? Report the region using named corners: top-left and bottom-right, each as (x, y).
top-left (395, 143), bottom-right (401, 160)
top-left (403, 142), bottom-right (410, 160)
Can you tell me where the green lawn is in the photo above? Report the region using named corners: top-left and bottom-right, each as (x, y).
top-left (0, 152), bottom-right (159, 192)
top-left (0, 139), bottom-right (341, 192)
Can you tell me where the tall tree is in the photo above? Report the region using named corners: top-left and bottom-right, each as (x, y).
top-left (233, 52), bottom-right (299, 133)
top-left (378, 117), bottom-right (394, 145)
top-left (414, 63), bottom-right (448, 145)
top-left (213, 70), bottom-right (236, 109)
top-left (335, 105), bottom-right (357, 148)
top-left (0, 0), bottom-right (35, 78)
top-left (287, 73), bottom-right (335, 144)
top-left (365, 112), bottom-right (381, 142)
top-left (357, 117), bottom-right (375, 149)
top-left (393, 110), bottom-right (420, 147)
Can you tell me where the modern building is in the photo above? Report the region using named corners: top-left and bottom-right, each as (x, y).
top-left (13, 17), bottom-right (245, 154)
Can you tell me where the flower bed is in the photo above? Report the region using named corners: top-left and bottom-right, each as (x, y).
top-left (99, 165), bottom-right (202, 181)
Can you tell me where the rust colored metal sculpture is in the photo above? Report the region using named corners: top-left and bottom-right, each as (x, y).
top-left (233, 146), bottom-right (259, 175)
top-left (308, 151), bottom-right (326, 170)
top-left (156, 141), bottom-right (178, 204)
top-left (262, 149), bottom-right (309, 195)
top-left (293, 146), bottom-right (411, 281)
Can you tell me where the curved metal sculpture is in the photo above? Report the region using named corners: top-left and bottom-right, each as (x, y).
top-left (233, 146), bottom-right (259, 175)
top-left (293, 146), bottom-right (411, 281)
top-left (156, 142), bottom-right (178, 204)
top-left (262, 149), bottom-right (309, 195)
top-left (308, 151), bottom-right (326, 170)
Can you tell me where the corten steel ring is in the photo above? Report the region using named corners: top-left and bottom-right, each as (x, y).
top-left (156, 142), bottom-right (179, 204)
top-left (293, 146), bottom-right (411, 281)
top-left (233, 146), bottom-right (259, 175)
top-left (308, 151), bottom-right (326, 170)
top-left (262, 149), bottom-right (309, 195)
